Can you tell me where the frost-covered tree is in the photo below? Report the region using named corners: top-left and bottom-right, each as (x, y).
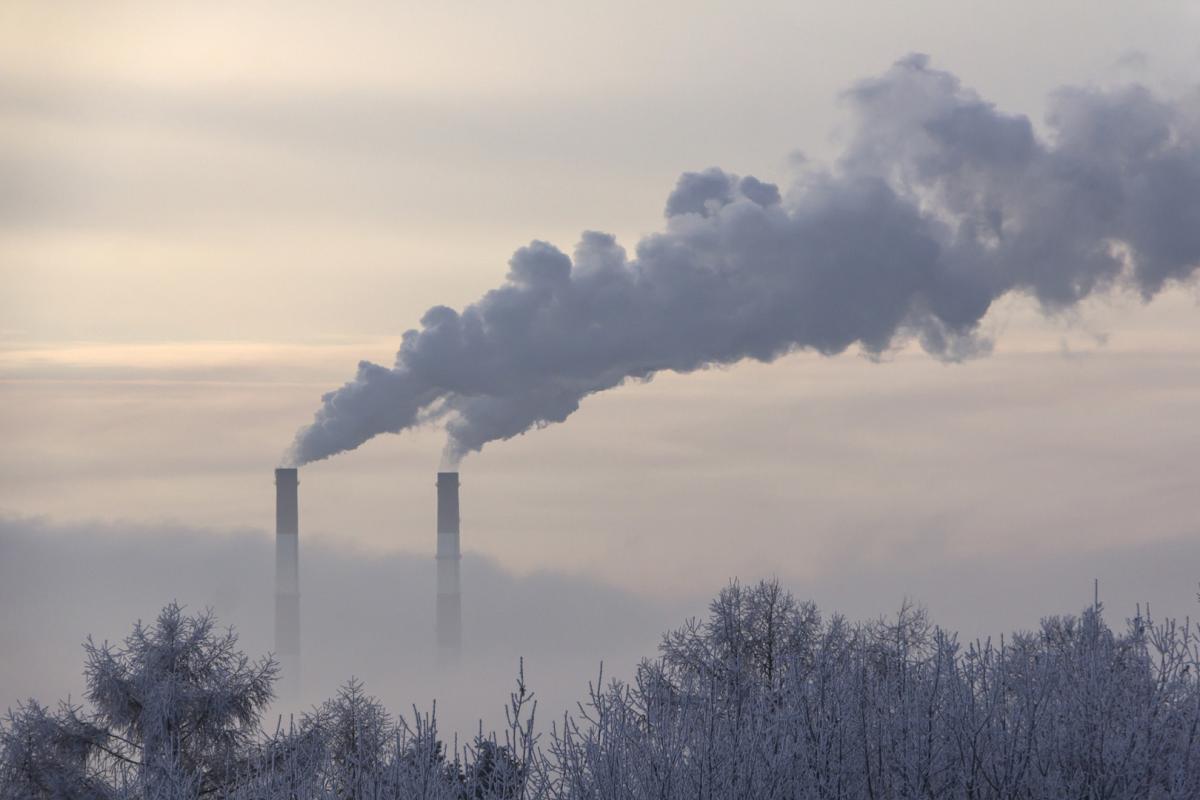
top-left (306, 678), bottom-right (394, 798)
top-left (82, 602), bottom-right (277, 797)
top-left (537, 579), bottom-right (1200, 800)
top-left (4, 583), bottom-right (1199, 799)
top-left (0, 700), bottom-right (111, 800)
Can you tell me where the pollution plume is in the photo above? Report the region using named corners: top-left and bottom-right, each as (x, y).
top-left (287, 55), bottom-right (1200, 467)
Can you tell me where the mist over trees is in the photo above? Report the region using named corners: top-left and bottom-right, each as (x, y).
top-left (4, 581), bottom-right (1199, 799)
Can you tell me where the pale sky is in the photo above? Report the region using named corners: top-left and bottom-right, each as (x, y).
top-left (4, 1), bottom-right (1200, 727)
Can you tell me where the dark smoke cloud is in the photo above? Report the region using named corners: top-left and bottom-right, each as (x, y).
top-left (289, 55), bottom-right (1200, 466)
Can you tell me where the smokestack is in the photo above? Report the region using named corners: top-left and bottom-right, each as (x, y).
top-left (436, 471), bottom-right (461, 663)
top-left (275, 467), bottom-right (300, 698)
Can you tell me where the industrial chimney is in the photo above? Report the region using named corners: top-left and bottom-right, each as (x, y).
top-left (275, 467), bottom-right (300, 698)
top-left (436, 471), bottom-right (461, 663)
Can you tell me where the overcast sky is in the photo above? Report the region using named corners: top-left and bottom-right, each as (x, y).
top-left (3, 1), bottom-right (1200, 729)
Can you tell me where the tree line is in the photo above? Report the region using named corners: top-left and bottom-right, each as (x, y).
top-left (4, 579), bottom-right (1199, 798)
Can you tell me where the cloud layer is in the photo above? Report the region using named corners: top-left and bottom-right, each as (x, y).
top-left (5, 513), bottom-right (1198, 739)
top-left (0, 515), bottom-right (686, 737)
top-left (290, 56), bottom-right (1200, 465)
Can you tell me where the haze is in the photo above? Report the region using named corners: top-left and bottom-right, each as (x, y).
top-left (4, 0), bottom-right (1200, 736)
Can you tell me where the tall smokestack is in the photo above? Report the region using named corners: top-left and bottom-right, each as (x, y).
top-left (275, 467), bottom-right (300, 698)
top-left (436, 471), bottom-right (461, 664)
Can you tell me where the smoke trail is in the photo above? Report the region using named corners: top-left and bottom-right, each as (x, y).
top-left (287, 55), bottom-right (1200, 467)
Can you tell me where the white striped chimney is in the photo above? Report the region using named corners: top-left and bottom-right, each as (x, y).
top-left (275, 467), bottom-right (300, 699)
top-left (436, 471), bottom-right (461, 664)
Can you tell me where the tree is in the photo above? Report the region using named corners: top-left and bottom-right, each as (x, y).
top-left (0, 700), bottom-right (111, 800)
top-left (460, 737), bottom-right (525, 800)
top-left (4, 585), bottom-right (1200, 799)
top-left (308, 678), bottom-right (393, 798)
top-left (82, 602), bottom-right (276, 797)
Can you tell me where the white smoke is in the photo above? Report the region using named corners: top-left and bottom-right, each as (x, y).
top-left (288, 55), bottom-right (1200, 467)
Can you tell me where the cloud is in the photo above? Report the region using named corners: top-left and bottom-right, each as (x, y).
top-left (289, 57), bottom-right (1200, 466)
top-left (0, 515), bottom-right (691, 738)
top-left (4, 511), bottom-right (1198, 742)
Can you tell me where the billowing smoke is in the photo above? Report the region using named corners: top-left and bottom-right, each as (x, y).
top-left (288, 55), bottom-right (1200, 467)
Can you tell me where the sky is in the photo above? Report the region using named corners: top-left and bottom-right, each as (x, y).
top-left (4, 0), bottom-right (1200, 734)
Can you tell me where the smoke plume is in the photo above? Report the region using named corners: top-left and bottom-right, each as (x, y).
top-left (288, 55), bottom-right (1200, 467)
